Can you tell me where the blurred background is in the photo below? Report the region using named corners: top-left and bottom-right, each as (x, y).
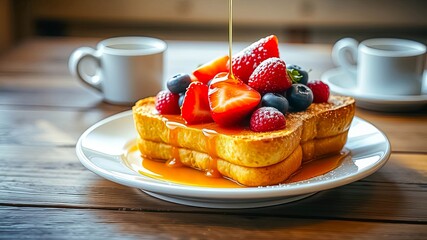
top-left (1, 0), bottom-right (427, 53)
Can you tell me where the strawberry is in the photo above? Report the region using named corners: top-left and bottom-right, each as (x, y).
top-left (208, 71), bottom-right (239, 86)
top-left (307, 80), bottom-right (330, 103)
top-left (192, 55), bottom-right (229, 84)
top-left (248, 57), bottom-right (292, 94)
top-left (232, 35), bottom-right (280, 83)
top-left (155, 90), bottom-right (181, 114)
top-left (208, 77), bottom-right (261, 126)
top-left (181, 82), bottom-right (213, 124)
top-left (250, 107), bottom-right (286, 132)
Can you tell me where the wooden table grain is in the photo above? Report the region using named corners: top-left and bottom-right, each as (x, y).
top-left (0, 37), bottom-right (426, 239)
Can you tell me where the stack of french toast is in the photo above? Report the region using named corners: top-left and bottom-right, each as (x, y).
top-left (133, 35), bottom-right (355, 187)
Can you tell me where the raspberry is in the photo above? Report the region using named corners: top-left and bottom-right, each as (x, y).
top-left (249, 107), bottom-right (286, 132)
top-left (248, 57), bottom-right (292, 94)
top-left (155, 90), bottom-right (181, 114)
top-left (307, 80), bottom-right (330, 103)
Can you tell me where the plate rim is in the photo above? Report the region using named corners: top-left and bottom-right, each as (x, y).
top-left (76, 111), bottom-right (391, 200)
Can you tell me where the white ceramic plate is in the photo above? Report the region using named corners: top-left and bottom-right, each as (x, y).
top-left (321, 68), bottom-right (427, 112)
top-left (76, 111), bottom-right (391, 209)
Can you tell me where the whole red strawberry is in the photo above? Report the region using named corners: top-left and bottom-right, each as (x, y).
top-left (250, 107), bottom-right (286, 132)
top-left (155, 90), bottom-right (181, 114)
top-left (307, 80), bottom-right (330, 103)
top-left (232, 35), bottom-right (280, 83)
top-left (248, 57), bottom-right (292, 94)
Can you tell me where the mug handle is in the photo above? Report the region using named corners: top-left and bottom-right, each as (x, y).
top-left (332, 38), bottom-right (358, 77)
top-left (68, 47), bottom-right (102, 92)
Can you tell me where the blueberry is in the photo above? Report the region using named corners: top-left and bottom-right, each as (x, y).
top-left (261, 93), bottom-right (289, 115)
top-left (287, 65), bottom-right (309, 85)
top-left (167, 73), bottom-right (192, 94)
top-left (178, 93), bottom-right (185, 108)
top-left (286, 84), bottom-right (313, 112)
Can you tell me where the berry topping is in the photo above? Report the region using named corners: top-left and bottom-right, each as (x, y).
top-left (232, 35), bottom-right (280, 83)
top-left (192, 55), bottom-right (229, 84)
top-left (307, 80), bottom-right (330, 103)
top-left (248, 57), bottom-right (292, 94)
top-left (167, 73), bottom-right (192, 94)
top-left (261, 93), bottom-right (289, 115)
top-left (286, 84), bottom-right (313, 112)
top-left (287, 65), bottom-right (309, 85)
top-left (181, 82), bottom-right (213, 124)
top-left (208, 76), bottom-right (261, 126)
top-left (155, 90), bottom-right (181, 114)
top-left (250, 107), bottom-right (286, 132)
top-left (178, 93), bottom-right (185, 108)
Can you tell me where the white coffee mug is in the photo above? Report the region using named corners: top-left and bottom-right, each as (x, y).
top-left (69, 36), bottom-right (167, 104)
top-left (332, 38), bottom-right (426, 95)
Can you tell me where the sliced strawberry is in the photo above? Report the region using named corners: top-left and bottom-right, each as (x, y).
top-left (208, 78), bottom-right (261, 126)
top-left (181, 82), bottom-right (213, 124)
top-left (209, 71), bottom-right (240, 86)
top-left (190, 74), bottom-right (198, 82)
top-left (232, 35), bottom-right (280, 83)
top-left (192, 55), bottom-right (230, 84)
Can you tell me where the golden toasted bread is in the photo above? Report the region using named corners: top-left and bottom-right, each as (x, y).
top-left (132, 95), bottom-right (355, 186)
top-left (133, 96), bottom-right (355, 166)
top-left (136, 131), bottom-right (348, 186)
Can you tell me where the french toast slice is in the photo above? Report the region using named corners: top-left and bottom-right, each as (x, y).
top-left (136, 131), bottom-right (348, 186)
top-left (132, 95), bottom-right (355, 168)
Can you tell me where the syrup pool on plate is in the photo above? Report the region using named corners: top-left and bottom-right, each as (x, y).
top-left (124, 144), bottom-right (241, 188)
top-left (123, 143), bottom-right (350, 188)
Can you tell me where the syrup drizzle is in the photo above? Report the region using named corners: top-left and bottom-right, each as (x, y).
top-left (165, 120), bottom-right (186, 167)
top-left (228, 0), bottom-right (235, 79)
top-left (164, 114), bottom-right (222, 177)
top-left (202, 128), bottom-right (221, 177)
top-left (166, 147), bottom-right (184, 167)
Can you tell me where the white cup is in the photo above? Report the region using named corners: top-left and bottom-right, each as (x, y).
top-left (69, 36), bottom-right (167, 104)
top-left (332, 38), bottom-right (426, 95)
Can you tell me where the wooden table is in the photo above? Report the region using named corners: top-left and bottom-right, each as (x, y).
top-left (1, 37), bottom-right (426, 239)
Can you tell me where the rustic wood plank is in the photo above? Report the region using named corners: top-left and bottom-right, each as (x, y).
top-left (0, 108), bottom-right (128, 146)
top-left (356, 108), bottom-right (427, 153)
top-left (1, 206), bottom-right (426, 240)
top-left (0, 144), bottom-right (425, 222)
top-left (0, 74), bottom-right (113, 108)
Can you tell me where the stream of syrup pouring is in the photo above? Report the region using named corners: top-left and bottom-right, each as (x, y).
top-left (129, 0), bottom-right (349, 188)
top-left (228, 0), bottom-right (234, 80)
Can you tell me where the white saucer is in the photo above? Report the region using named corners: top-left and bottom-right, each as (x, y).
top-left (76, 111), bottom-right (391, 209)
top-left (321, 68), bottom-right (427, 112)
